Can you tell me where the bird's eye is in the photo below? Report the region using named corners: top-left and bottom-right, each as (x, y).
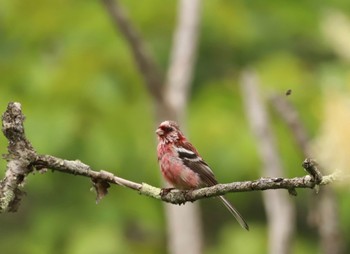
top-left (164, 126), bottom-right (173, 132)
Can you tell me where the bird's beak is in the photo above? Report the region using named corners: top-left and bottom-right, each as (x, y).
top-left (156, 128), bottom-right (164, 136)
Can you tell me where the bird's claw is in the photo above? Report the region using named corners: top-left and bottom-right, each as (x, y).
top-left (176, 190), bottom-right (194, 205)
top-left (160, 187), bottom-right (175, 197)
top-left (183, 189), bottom-right (194, 203)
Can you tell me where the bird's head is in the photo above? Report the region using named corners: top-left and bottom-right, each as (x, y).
top-left (156, 120), bottom-right (182, 143)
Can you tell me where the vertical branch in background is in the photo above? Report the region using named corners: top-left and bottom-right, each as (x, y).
top-left (270, 96), bottom-right (310, 158)
top-left (270, 96), bottom-right (344, 254)
top-left (316, 188), bottom-right (344, 254)
top-left (163, 1), bottom-right (202, 254)
top-left (239, 70), bottom-right (295, 254)
top-left (101, 1), bottom-right (203, 254)
top-left (101, 0), bottom-right (171, 118)
top-left (164, 0), bottom-right (201, 123)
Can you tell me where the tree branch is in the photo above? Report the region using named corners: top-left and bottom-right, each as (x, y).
top-left (101, 0), bottom-right (164, 104)
top-left (36, 157), bottom-right (340, 203)
top-left (0, 102), bottom-right (36, 212)
top-left (270, 95), bottom-right (310, 158)
top-left (0, 102), bottom-right (342, 213)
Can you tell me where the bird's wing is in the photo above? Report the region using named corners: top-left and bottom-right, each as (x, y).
top-left (175, 142), bottom-right (218, 186)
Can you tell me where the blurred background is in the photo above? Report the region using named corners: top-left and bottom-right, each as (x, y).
top-left (1, 0), bottom-right (350, 253)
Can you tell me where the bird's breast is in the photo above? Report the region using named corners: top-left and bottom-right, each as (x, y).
top-left (158, 145), bottom-right (201, 189)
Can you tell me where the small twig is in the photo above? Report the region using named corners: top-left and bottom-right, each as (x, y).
top-left (34, 155), bottom-right (142, 191)
top-left (302, 158), bottom-right (323, 184)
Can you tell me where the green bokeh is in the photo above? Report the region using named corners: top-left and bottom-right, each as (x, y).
top-left (1, 0), bottom-right (350, 253)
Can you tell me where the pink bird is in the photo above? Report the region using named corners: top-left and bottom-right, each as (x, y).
top-left (156, 120), bottom-right (249, 230)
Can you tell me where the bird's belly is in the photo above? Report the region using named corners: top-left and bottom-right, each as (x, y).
top-left (160, 154), bottom-right (201, 189)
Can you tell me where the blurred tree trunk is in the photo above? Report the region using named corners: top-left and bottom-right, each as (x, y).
top-left (162, 1), bottom-right (202, 254)
top-left (101, 0), bottom-right (202, 253)
top-left (240, 69), bottom-right (295, 254)
top-left (316, 189), bottom-right (344, 254)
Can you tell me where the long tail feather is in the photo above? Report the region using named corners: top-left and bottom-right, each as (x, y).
top-left (219, 196), bottom-right (249, 230)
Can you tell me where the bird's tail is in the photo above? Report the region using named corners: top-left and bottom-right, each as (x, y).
top-left (219, 196), bottom-right (249, 231)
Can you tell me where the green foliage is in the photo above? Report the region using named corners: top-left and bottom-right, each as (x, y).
top-left (207, 224), bottom-right (267, 254)
top-left (1, 0), bottom-right (350, 253)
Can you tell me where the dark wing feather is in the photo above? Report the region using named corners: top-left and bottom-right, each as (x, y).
top-left (183, 159), bottom-right (218, 186)
top-left (175, 139), bottom-right (249, 230)
top-left (175, 141), bottom-right (218, 186)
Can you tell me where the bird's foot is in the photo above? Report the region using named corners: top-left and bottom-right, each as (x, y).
top-left (182, 189), bottom-right (194, 203)
top-left (160, 187), bottom-right (175, 197)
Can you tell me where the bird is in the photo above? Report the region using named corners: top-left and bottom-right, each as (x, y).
top-left (156, 120), bottom-right (249, 230)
